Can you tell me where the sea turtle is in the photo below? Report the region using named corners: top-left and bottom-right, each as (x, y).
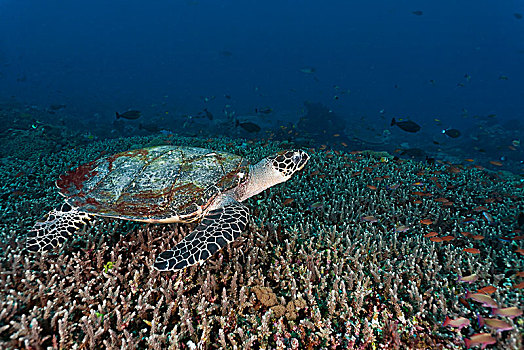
top-left (27, 145), bottom-right (309, 271)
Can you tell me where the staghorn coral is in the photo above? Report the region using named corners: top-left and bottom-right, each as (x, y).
top-left (0, 135), bottom-right (522, 349)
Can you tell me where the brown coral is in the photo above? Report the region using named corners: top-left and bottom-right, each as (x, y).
top-left (251, 286), bottom-right (278, 307)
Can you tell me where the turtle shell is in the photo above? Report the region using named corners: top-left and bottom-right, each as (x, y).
top-left (56, 146), bottom-right (249, 222)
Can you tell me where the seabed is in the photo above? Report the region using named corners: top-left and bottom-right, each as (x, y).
top-left (0, 130), bottom-right (522, 349)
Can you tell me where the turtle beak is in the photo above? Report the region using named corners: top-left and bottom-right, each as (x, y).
top-left (292, 150), bottom-right (309, 171)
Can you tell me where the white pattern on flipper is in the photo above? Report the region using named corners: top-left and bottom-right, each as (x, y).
top-left (154, 202), bottom-right (249, 271)
top-left (27, 203), bottom-right (92, 251)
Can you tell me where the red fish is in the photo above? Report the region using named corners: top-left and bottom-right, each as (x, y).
top-left (473, 206), bottom-right (489, 212)
top-left (282, 198), bottom-right (294, 206)
top-left (464, 333), bottom-right (496, 349)
top-left (465, 291), bottom-right (498, 308)
top-left (492, 307), bottom-right (523, 319)
top-left (463, 248), bottom-right (481, 254)
top-left (442, 315), bottom-right (470, 330)
top-left (478, 315), bottom-right (513, 332)
top-left (477, 286), bottom-right (497, 295)
top-left (513, 281), bottom-right (524, 289)
top-left (424, 232), bottom-right (438, 238)
top-left (458, 274), bottom-right (478, 284)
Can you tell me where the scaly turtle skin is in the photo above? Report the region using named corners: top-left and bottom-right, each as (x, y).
top-left (27, 145), bottom-right (309, 271)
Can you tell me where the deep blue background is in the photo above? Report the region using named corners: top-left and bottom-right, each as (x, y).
top-left (1, 0), bottom-right (523, 134)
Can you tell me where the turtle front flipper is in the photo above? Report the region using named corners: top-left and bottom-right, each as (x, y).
top-left (27, 203), bottom-right (92, 252)
top-left (154, 202), bottom-right (249, 271)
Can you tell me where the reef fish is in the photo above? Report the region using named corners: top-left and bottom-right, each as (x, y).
top-left (518, 212), bottom-right (524, 227)
top-left (300, 67), bottom-right (316, 74)
top-left (463, 248), bottom-right (480, 254)
top-left (424, 232), bottom-right (438, 238)
top-left (236, 120), bottom-right (261, 133)
top-left (391, 118), bottom-right (421, 133)
top-left (492, 307), bottom-right (522, 318)
top-left (139, 123), bottom-right (160, 133)
top-left (309, 202), bottom-right (323, 210)
top-left (478, 315), bottom-right (513, 331)
top-left (362, 216), bottom-right (378, 222)
top-left (48, 104), bottom-right (66, 111)
top-left (477, 286), bottom-right (496, 294)
top-left (458, 274), bottom-right (479, 283)
top-left (255, 107), bottom-right (273, 114)
top-left (203, 108), bottom-right (214, 120)
top-left (464, 333), bottom-right (496, 349)
top-left (395, 225), bottom-right (410, 232)
top-left (442, 128), bottom-right (461, 138)
top-left (442, 316), bottom-right (470, 330)
top-left (465, 291), bottom-right (498, 308)
top-left (116, 110), bottom-right (142, 120)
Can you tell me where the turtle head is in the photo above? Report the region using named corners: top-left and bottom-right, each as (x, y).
top-left (233, 150), bottom-right (309, 202)
top-left (267, 150), bottom-right (309, 179)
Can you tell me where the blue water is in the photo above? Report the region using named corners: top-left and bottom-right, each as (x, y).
top-left (1, 1), bottom-right (523, 156)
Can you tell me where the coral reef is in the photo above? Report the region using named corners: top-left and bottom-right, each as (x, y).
top-left (0, 135), bottom-right (522, 349)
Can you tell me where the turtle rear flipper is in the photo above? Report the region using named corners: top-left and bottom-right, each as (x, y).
top-left (27, 203), bottom-right (92, 252)
top-left (154, 202), bottom-right (249, 271)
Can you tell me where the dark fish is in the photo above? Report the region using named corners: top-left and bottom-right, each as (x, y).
top-left (300, 67), bottom-right (316, 74)
top-left (49, 104), bottom-right (66, 111)
top-left (255, 107), bottom-right (273, 114)
top-left (309, 202), bottom-right (323, 210)
top-left (236, 120), bottom-right (261, 133)
top-left (139, 123), bottom-right (160, 133)
top-left (116, 110), bottom-right (142, 120)
top-left (391, 118), bottom-right (421, 133)
top-left (400, 148), bottom-right (425, 158)
top-left (219, 50), bottom-right (233, 57)
top-left (518, 212), bottom-right (524, 227)
top-left (443, 128), bottom-right (461, 138)
top-left (515, 13), bottom-right (523, 19)
top-left (412, 10), bottom-right (423, 16)
top-left (203, 108), bottom-right (214, 120)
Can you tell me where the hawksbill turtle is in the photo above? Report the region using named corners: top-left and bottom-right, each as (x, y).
top-left (27, 145), bottom-right (309, 271)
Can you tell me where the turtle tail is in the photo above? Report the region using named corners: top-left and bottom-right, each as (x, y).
top-left (115, 112), bottom-right (121, 119)
top-left (27, 203), bottom-right (92, 252)
top-left (390, 118), bottom-right (396, 126)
